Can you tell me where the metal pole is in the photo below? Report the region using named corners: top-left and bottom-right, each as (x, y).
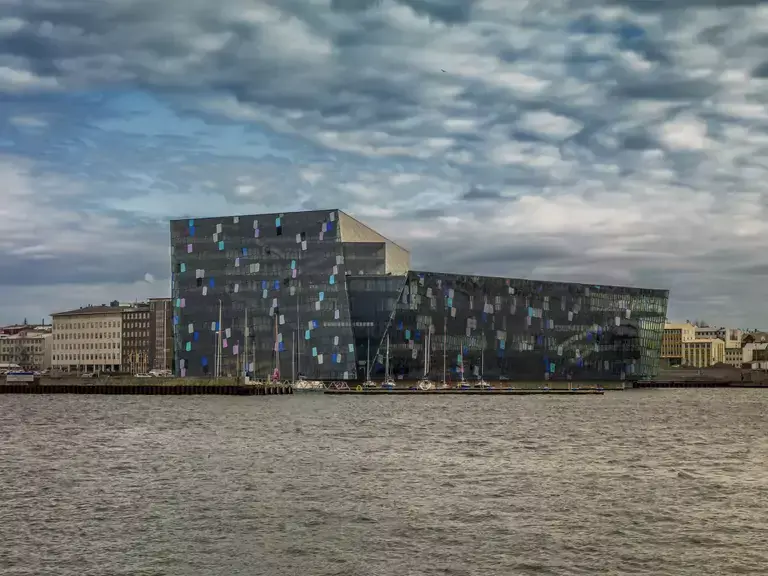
top-left (366, 326), bottom-right (371, 381)
top-left (291, 331), bottom-right (295, 384)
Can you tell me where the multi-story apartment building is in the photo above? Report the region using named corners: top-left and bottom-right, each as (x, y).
top-left (662, 323), bottom-right (696, 365)
top-left (149, 298), bottom-right (173, 372)
top-left (0, 327), bottom-right (52, 370)
top-left (682, 338), bottom-right (725, 368)
top-left (51, 305), bottom-right (123, 372)
top-left (121, 303), bottom-right (151, 374)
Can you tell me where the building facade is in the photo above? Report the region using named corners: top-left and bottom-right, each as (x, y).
top-left (372, 271), bottom-right (668, 382)
top-left (121, 303), bottom-right (151, 373)
top-left (149, 298), bottom-right (173, 372)
top-left (0, 327), bottom-right (51, 370)
top-left (662, 323), bottom-right (696, 366)
top-left (170, 209), bottom-right (410, 378)
top-left (695, 326), bottom-right (742, 348)
top-left (724, 346), bottom-right (744, 367)
top-left (170, 210), bottom-right (668, 381)
top-left (51, 306), bottom-right (123, 372)
top-left (682, 338), bottom-right (725, 368)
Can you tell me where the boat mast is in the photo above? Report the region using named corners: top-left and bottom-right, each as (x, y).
top-left (274, 313), bottom-right (280, 378)
top-left (386, 333), bottom-right (390, 381)
top-left (216, 299), bottom-right (222, 380)
top-left (366, 327), bottom-right (371, 381)
top-left (442, 316), bottom-right (447, 384)
top-left (244, 307), bottom-right (248, 378)
top-left (296, 285), bottom-right (301, 378)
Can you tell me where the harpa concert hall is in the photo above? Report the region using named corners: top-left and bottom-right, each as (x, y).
top-left (170, 209), bottom-right (669, 382)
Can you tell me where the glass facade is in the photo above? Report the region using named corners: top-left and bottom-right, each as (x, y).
top-left (170, 210), bottom-right (360, 379)
top-left (347, 275), bottom-right (406, 379)
top-left (371, 271), bottom-right (668, 382)
top-left (171, 210), bottom-right (668, 381)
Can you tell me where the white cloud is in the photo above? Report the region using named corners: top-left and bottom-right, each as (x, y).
top-left (658, 115), bottom-right (710, 151)
top-left (518, 111), bottom-right (583, 140)
top-left (9, 115), bottom-right (48, 128)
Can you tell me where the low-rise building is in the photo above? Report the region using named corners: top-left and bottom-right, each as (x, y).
top-left (662, 323), bottom-right (696, 365)
top-left (683, 338), bottom-right (725, 368)
top-left (51, 305), bottom-right (123, 373)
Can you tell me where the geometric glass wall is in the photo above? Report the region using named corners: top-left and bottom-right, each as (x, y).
top-left (373, 271), bottom-right (669, 382)
top-left (170, 210), bottom-right (359, 379)
top-left (347, 275), bottom-right (406, 379)
top-left (171, 210), bottom-right (669, 382)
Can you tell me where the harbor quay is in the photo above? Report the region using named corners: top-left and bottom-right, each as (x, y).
top-left (0, 376), bottom-right (293, 396)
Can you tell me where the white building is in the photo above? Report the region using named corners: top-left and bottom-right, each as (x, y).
top-left (51, 305), bottom-right (124, 373)
top-left (0, 327), bottom-right (52, 370)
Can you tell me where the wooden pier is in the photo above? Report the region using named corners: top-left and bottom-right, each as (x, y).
top-left (0, 381), bottom-right (293, 395)
top-left (325, 388), bottom-right (604, 396)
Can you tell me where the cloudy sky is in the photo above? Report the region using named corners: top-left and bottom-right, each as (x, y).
top-left (2, 0), bottom-right (768, 327)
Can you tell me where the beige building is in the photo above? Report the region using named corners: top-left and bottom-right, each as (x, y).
top-left (51, 305), bottom-right (123, 372)
top-left (0, 328), bottom-right (52, 370)
top-left (683, 338), bottom-right (725, 368)
top-left (662, 323), bottom-right (696, 365)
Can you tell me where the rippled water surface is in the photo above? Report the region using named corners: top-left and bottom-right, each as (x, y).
top-left (2, 390), bottom-right (767, 575)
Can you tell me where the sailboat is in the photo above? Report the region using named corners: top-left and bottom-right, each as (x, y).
top-left (362, 329), bottom-right (377, 388)
top-left (418, 326), bottom-right (434, 390)
top-left (293, 330), bottom-right (323, 391)
top-left (474, 337), bottom-right (490, 389)
top-left (382, 333), bottom-right (396, 389)
top-left (270, 312), bottom-right (282, 384)
top-left (293, 290), bottom-right (323, 392)
top-left (440, 318), bottom-right (450, 389)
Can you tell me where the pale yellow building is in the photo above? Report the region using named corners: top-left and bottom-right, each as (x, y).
top-left (683, 338), bottom-right (725, 368)
top-left (51, 305), bottom-right (123, 373)
top-left (662, 323), bottom-right (696, 365)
